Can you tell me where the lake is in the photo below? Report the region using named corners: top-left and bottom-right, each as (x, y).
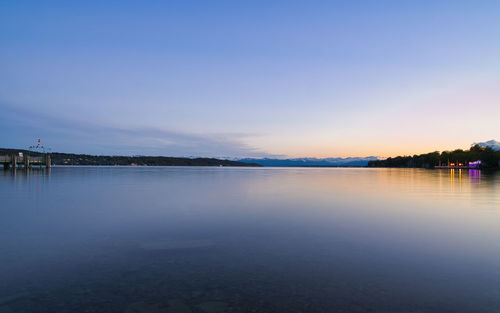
top-left (1, 167), bottom-right (500, 313)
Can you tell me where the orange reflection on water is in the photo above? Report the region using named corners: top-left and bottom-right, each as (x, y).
top-left (247, 168), bottom-right (495, 213)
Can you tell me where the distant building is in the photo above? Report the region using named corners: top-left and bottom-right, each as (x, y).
top-left (436, 160), bottom-right (482, 169)
top-left (468, 160), bottom-right (481, 169)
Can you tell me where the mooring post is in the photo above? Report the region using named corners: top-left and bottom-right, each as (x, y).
top-left (24, 155), bottom-right (30, 169)
top-left (11, 154), bottom-right (17, 170)
top-left (45, 154), bottom-right (51, 169)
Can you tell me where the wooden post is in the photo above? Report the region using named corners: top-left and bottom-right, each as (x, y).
top-left (11, 154), bottom-right (17, 170)
top-left (24, 155), bottom-right (30, 169)
top-left (45, 154), bottom-right (51, 169)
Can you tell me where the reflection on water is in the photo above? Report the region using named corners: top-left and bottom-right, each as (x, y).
top-left (0, 167), bottom-right (500, 313)
top-left (469, 169), bottom-right (482, 183)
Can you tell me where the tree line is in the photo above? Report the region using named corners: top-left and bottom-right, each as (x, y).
top-left (0, 148), bottom-right (260, 167)
top-left (368, 145), bottom-right (500, 169)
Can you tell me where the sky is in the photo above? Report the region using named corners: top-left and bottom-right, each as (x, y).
top-left (1, 0), bottom-right (499, 158)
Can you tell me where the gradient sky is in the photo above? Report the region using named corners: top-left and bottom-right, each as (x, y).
top-left (1, 0), bottom-right (499, 158)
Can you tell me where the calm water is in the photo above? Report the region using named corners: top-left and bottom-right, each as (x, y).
top-left (1, 167), bottom-right (500, 313)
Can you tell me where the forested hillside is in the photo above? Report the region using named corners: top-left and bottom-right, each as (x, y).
top-left (368, 145), bottom-right (500, 169)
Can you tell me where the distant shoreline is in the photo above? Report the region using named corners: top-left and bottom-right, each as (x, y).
top-left (0, 148), bottom-right (260, 167)
top-left (368, 144), bottom-right (500, 169)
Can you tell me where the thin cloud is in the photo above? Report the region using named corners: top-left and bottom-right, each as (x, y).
top-left (0, 103), bottom-right (275, 158)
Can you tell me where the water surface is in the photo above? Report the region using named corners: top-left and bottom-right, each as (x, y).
top-left (1, 167), bottom-right (500, 312)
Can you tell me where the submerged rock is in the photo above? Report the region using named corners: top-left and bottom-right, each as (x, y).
top-left (0, 293), bottom-right (29, 306)
top-left (166, 300), bottom-right (193, 313)
top-left (125, 301), bottom-right (171, 313)
top-left (197, 301), bottom-right (229, 313)
top-left (0, 306), bottom-right (15, 313)
top-left (140, 239), bottom-right (214, 251)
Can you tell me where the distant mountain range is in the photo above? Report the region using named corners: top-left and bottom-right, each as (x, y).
top-left (239, 140), bottom-right (500, 167)
top-left (3, 140), bottom-right (497, 168)
top-left (475, 140), bottom-right (500, 151)
top-left (237, 157), bottom-right (379, 167)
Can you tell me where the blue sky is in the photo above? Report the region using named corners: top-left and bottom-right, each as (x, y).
top-left (1, 0), bottom-right (499, 157)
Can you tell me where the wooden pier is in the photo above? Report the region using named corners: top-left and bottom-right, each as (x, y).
top-left (0, 154), bottom-right (51, 170)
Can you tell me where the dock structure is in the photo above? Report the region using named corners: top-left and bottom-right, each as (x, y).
top-left (434, 165), bottom-right (472, 169)
top-left (435, 160), bottom-right (482, 170)
top-left (0, 154), bottom-right (51, 170)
